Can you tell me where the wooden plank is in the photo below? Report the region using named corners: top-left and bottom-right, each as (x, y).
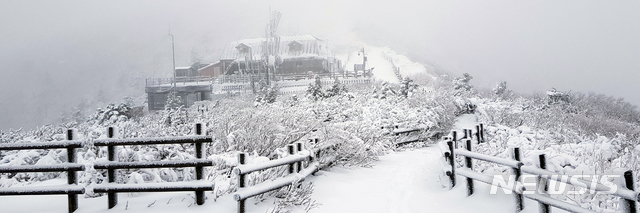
top-left (94, 135), bottom-right (212, 146)
top-left (0, 141), bottom-right (83, 150)
top-left (93, 181), bottom-right (213, 193)
top-left (0, 185), bottom-right (84, 195)
top-left (0, 163), bottom-right (85, 173)
top-left (94, 159), bottom-right (213, 170)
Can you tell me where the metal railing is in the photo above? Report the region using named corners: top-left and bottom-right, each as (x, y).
top-left (146, 76), bottom-right (213, 87)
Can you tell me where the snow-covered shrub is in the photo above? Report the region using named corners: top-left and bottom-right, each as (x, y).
top-left (0, 128), bottom-right (26, 144)
top-left (87, 102), bottom-right (132, 126)
top-left (372, 82), bottom-right (396, 99)
top-left (324, 78), bottom-right (348, 98)
top-left (546, 88), bottom-right (570, 105)
top-left (268, 183), bottom-right (319, 213)
top-left (453, 97), bottom-right (476, 116)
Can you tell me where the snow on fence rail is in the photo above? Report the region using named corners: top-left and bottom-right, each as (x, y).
top-left (92, 123), bottom-right (214, 209)
top-left (0, 129), bottom-right (84, 213)
top-left (233, 139), bottom-right (338, 213)
top-left (439, 125), bottom-right (639, 213)
top-left (386, 122), bottom-right (463, 147)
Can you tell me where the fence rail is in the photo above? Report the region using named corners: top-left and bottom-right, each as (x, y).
top-left (234, 139), bottom-right (338, 213)
top-left (0, 126), bottom-right (341, 213)
top-left (385, 123), bottom-right (443, 147)
top-left (92, 123), bottom-right (213, 209)
top-left (439, 124), bottom-right (639, 213)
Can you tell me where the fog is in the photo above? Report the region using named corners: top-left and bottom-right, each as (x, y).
top-left (1, 0), bottom-right (639, 130)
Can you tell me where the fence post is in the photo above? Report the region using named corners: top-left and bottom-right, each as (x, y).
top-left (452, 131), bottom-right (458, 149)
top-left (237, 152), bottom-right (246, 213)
top-left (511, 147), bottom-right (523, 212)
top-left (462, 129), bottom-right (468, 140)
top-left (107, 127), bottom-right (117, 209)
top-left (287, 144), bottom-right (295, 174)
top-left (194, 123), bottom-right (205, 205)
top-left (475, 125), bottom-right (481, 144)
top-left (312, 139), bottom-right (321, 175)
top-left (296, 142), bottom-right (304, 171)
top-left (447, 140), bottom-right (456, 189)
top-left (537, 154), bottom-right (550, 213)
top-left (622, 170), bottom-right (637, 213)
top-left (464, 139), bottom-right (474, 196)
top-left (66, 129), bottom-right (78, 213)
top-left (480, 124), bottom-right (485, 142)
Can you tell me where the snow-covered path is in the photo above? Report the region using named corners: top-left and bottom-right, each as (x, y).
top-left (301, 114), bottom-right (565, 213)
top-left (304, 147), bottom-right (518, 213)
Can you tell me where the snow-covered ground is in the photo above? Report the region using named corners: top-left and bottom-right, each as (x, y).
top-left (0, 114), bottom-right (573, 213)
top-left (335, 45), bottom-right (434, 84)
top-left (0, 148), bottom-right (569, 213)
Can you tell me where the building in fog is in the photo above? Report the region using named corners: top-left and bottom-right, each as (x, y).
top-left (145, 35), bottom-right (342, 111)
top-left (212, 35), bottom-right (342, 78)
top-left (145, 63), bottom-right (213, 111)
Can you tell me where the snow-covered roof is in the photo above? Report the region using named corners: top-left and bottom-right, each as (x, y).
top-left (219, 35), bottom-right (330, 61)
top-left (175, 66), bottom-right (192, 70)
top-left (197, 63), bottom-right (215, 71)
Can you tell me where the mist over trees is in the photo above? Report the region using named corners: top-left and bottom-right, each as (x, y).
top-left (1, 0), bottom-right (639, 131)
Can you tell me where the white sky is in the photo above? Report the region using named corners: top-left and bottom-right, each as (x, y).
top-left (1, 0), bottom-right (639, 130)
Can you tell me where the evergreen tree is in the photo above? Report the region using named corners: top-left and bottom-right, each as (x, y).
top-left (453, 73), bottom-right (473, 91)
top-left (165, 92), bottom-right (182, 111)
top-left (325, 78), bottom-right (347, 98)
top-left (306, 75), bottom-right (325, 101)
top-left (493, 81), bottom-right (507, 95)
top-left (399, 77), bottom-right (417, 98)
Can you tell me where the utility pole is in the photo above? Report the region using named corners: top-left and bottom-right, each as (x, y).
top-left (169, 33), bottom-right (177, 92)
top-left (265, 10), bottom-right (281, 86)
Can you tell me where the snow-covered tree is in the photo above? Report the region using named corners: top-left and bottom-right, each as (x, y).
top-left (373, 82), bottom-right (396, 99)
top-left (255, 81), bottom-right (279, 105)
top-left (399, 77), bottom-right (418, 98)
top-left (306, 75), bottom-right (325, 101)
top-left (493, 81), bottom-right (507, 95)
top-left (165, 92), bottom-right (182, 111)
top-left (453, 73), bottom-right (473, 91)
top-left (546, 88), bottom-right (569, 104)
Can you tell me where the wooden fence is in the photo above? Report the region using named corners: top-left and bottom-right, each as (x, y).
top-left (233, 139), bottom-right (337, 213)
top-left (0, 125), bottom-right (339, 213)
top-left (439, 124), bottom-right (639, 213)
top-left (92, 123), bottom-right (214, 209)
top-left (384, 122), bottom-right (459, 147)
top-left (0, 129), bottom-right (85, 213)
